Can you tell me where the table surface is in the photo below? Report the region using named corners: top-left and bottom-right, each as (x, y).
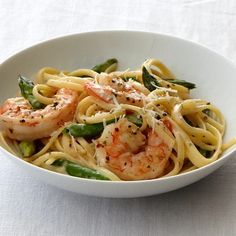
top-left (1, 0), bottom-right (236, 235)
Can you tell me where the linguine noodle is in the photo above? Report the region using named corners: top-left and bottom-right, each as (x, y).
top-left (0, 58), bottom-right (235, 181)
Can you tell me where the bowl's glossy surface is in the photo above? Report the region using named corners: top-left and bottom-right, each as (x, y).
top-left (0, 31), bottom-right (236, 198)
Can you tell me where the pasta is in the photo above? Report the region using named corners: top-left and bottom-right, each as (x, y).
top-left (0, 58), bottom-right (235, 181)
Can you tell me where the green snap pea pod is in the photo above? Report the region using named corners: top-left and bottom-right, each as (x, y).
top-left (65, 119), bottom-right (115, 137)
top-left (66, 162), bottom-right (110, 180)
top-left (18, 75), bottom-right (45, 109)
top-left (167, 79), bottom-right (196, 89)
top-left (142, 66), bottom-right (160, 91)
top-left (142, 67), bottom-right (196, 90)
top-left (92, 58), bottom-right (118, 73)
top-left (65, 114), bottom-right (143, 138)
top-left (51, 159), bottom-right (110, 180)
top-left (126, 114), bottom-right (143, 127)
top-left (19, 140), bottom-right (36, 157)
top-left (51, 159), bottom-right (66, 167)
top-left (66, 123), bottom-right (104, 137)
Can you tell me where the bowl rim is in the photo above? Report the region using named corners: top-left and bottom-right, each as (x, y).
top-left (1, 29), bottom-right (236, 69)
top-left (0, 30), bottom-right (236, 184)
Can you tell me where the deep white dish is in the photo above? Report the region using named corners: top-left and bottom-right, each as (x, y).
top-left (0, 31), bottom-right (235, 198)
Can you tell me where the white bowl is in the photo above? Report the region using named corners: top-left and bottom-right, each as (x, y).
top-left (0, 31), bottom-right (236, 198)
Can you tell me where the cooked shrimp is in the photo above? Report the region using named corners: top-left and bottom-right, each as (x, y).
top-left (84, 74), bottom-right (146, 107)
top-left (95, 118), bottom-right (174, 180)
top-left (0, 88), bottom-right (78, 140)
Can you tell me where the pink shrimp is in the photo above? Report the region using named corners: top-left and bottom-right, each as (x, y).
top-left (0, 88), bottom-right (78, 140)
top-left (95, 118), bottom-right (174, 180)
top-left (84, 74), bottom-right (146, 107)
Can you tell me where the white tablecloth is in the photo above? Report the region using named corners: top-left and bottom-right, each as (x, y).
top-left (1, 1), bottom-right (236, 235)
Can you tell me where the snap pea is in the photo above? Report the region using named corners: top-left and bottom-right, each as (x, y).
top-left (142, 67), bottom-right (196, 90)
top-left (65, 115), bottom-right (142, 138)
top-left (18, 75), bottom-right (45, 109)
top-left (66, 162), bottom-right (110, 180)
top-left (19, 140), bottom-right (36, 157)
top-left (66, 123), bottom-right (105, 137)
top-left (51, 159), bottom-right (110, 180)
top-left (126, 114), bottom-right (143, 127)
top-left (65, 119), bottom-right (116, 137)
top-left (142, 66), bottom-right (160, 91)
top-left (51, 159), bottom-right (66, 167)
top-left (92, 58), bottom-right (118, 73)
top-left (167, 79), bottom-right (196, 89)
